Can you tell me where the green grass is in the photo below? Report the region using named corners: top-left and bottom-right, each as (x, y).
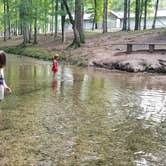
top-left (1, 45), bottom-right (87, 67)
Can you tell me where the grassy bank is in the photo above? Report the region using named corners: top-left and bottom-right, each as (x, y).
top-left (1, 45), bottom-right (87, 67)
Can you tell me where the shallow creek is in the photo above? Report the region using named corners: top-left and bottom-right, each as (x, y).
top-left (0, 54), bottom-right (166, 166)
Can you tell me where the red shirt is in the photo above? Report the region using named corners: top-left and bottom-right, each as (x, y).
top-left (52, 60), bottom-right (58, 73)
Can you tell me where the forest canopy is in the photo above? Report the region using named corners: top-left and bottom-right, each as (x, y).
top-left (0, 0), bottom-right (166, 47)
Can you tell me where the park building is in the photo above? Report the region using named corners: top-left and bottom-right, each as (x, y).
top-left (109, 9), bottom-right (166, 30)
top-left (65, 9), bottom-right (166, 31)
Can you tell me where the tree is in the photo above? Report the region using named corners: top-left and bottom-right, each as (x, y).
top-left (28, 0), bottom-right (32, 42)
top-left (61, 1), bottom-right (65, 43)
top-left (19, 0), bottom-right (35, 45)
top-left (135, 0), bottom-right (140, 30)
top-left (103, 0), bottom-right (108, 33)
top-left (138, 0), bottom-right (144, 30)
top-left (152, 0), bottom-right (159, 29)
top-left (13, 0), bottom-right (18, 36)
top-left (85, 0), bottom-right (103, 30)
top-left (54, 0), bottom-right (59, 38)
top-left (62, 0), bottom-right (80, 48)
top-left (122, 0), bottom-right (127, 31)
top-left (75, 0), bottom-right (85, 43)
top-left (3, 0), bottom-right (7, 41)
top-left (33, 6), bottom-right (38, 44)
top-left (127, 0), bottom-right (130, 31)
top-left (143, 0), bottom-right (148, 30)
top-left (92, 0), bottom-right (97, 30)
top-left (6, 0), bottom-right (11, 39)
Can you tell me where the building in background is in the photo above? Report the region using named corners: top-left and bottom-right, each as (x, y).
top-left (109, 9), bottom-right (166, 30)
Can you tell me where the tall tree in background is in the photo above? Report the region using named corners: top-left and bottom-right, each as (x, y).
top-left (122, 0), bottom-right (127, 31)
top-left (54, 0), bottom-right (59, 38)
top-left (92, 0), bottom-right (97, 30)
top-left (103, 0), bottom-right (108, 33)
top-left (61, 1), bottom-right (66, 43)
top-left (63, 0), bottom-right (80, 48)
top-left (127, 0), bottom-right (130, 31)
top-left (85, 0), bottom-right (103, 31)
top-left (3, 0), bottom-right (7, 41)
top-left (75, 0), bottom-right (85, 43)
top-left (29, 0), bottom-right (32, 42)
top-left (138, 0), bottom-right (144, 30)
top-left (143, 0), bottom-right (148, 29)
top-left (50, 0), bottom-right (54, 35)
top-left (0, 0), bottom-right (165, 44)
top-left (44, 0), bottom-right (48, 35)
top-left (33, 4), bottom-right (38, 44)
top-left (13, 0), bottom-right (18, 36)
top-left (6, 0), bottom-right (11, 39)
top-left (152, 0), bottom-right (159, 29)
top-left (19, 0), bottom-right (29, 45)
top-left (135, 0), bottom-right (140, 30)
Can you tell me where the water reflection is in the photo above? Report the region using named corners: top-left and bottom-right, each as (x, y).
top-left (0, 54), bottom-right (166, 165)
top-left (139, 89), bottom-right (166, 122)
top-left (52, 79), bottom-right (58, 93)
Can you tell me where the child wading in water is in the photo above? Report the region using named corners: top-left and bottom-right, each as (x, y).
top-left (52, 54), bottom-right (59, 77)
top-left (0, 51), bottom-right (12, 129)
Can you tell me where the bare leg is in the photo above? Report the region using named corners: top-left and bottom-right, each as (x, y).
top-left (0, 111), bottom-right (3, 130)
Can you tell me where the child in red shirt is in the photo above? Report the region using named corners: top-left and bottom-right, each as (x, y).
top-left (52, 54), bottom-right (59, 75)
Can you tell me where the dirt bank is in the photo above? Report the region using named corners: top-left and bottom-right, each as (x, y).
top-left (1, 28), bottom-right (166, 73)
top-left (61, 29), bottom-right (166, 73)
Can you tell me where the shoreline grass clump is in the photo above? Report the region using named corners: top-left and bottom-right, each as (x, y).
top-left (1, 45), bottom-right (87, 67)
top-left (2, 46), bottom-right (54, 61)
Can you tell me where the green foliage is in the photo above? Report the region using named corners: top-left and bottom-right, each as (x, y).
top-left (85, 0), bottom-right (104, 23)
top-left (1, 45), bottom-right (87, 66)
top-left (110, 0), bottom-right (124, 10)
top-left (0, 0), bottom-right (165, 39)
top-left (2, 46), bottom-right (54, 60)
top-left (159, 0), bottom-right (166, 8)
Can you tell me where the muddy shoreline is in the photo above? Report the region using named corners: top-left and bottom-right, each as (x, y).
top-left (1, 29), bottom-right (166, 73)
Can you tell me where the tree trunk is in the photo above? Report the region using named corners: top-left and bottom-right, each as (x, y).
top-left (63, 0), bottom-right (80, 48)
top-left (152, 0), bottom-right (159, 29)
top-left (20, 0), bottom-right (29, 46)
top-left (50, 0), bottom-right (54, 35)
top-left (29, 25), bottom-right (32, 43)
top-left (54, 0), bottom-right (58, 39)
top-left (122, 0), bottom-right (127, 31)
top-left (135, 0), bottom-right (140, 30)
top-left (22, 26), bottom-right (27, 46)
top-left (28, 0), bottom-right (32, 43)
top-left (44, 1), bottom-right (47, 35)
top-left (127, 0), bottom-right (130, 31)
top-left (143, 0), bottom-right (147, 30)
top-left (92, 0), bottom-right (97, 30)
top-left (3, 0), bottom-right (7, 41)
top-left (33, 7), bottom-right (38, 44)
top-left (14, 0), bottom-right (18, 36)
top-left (61, 2), bottom-right (65, 43)
top-left (75, 0), bottom-right (85, 43)
top-left (103, 0), bottom-right (108, 33)
top-left (6, 0), bottom-right (11, 39)
top-left (138, 0), bottom-right (144, 30)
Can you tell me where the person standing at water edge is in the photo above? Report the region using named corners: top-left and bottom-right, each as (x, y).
top-left (52, 53), bottom-right (59, 75)
top-left (52, 53), bottom-right (59, 76)
top-left (0, 51), bottom-right (12, 129)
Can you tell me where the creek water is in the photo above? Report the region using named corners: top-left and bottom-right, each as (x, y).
top-left (0, 54), bottom-right (166, 166)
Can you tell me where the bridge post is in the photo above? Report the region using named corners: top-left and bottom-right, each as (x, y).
top-left (127, 44), bottom-right (132, 53)
top-left (149, 44), bottom-right (155, 53)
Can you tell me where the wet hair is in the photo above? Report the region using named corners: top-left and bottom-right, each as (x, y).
top-left (0, 51), bottom-right (6, 68)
